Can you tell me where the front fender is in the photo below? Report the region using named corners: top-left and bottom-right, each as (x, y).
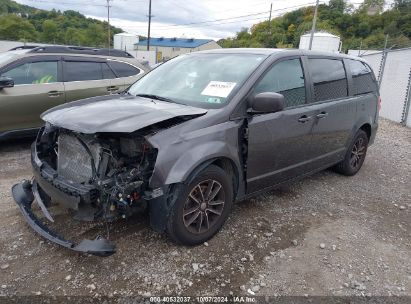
top-left (148, 120), bottom-right (243, 188)
top-left (165, 141), bottom-right (241, 185)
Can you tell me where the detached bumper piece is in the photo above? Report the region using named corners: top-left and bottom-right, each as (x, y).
top-left (12, 180), bottom-right (115, 257)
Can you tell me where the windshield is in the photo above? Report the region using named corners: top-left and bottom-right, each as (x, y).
top-left (128, 53), bottom-right (267, 108)
top-left (0, 50), bottom-right (29, 66)
top-left (0, 53), bottom-right (17, 66)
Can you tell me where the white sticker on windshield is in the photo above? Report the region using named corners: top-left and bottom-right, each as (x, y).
top-left (201, 81), bottom-right (236, 98)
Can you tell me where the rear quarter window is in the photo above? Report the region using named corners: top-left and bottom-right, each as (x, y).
top-left (308, 58), bottom-right (348, 102)
top-left (347, 59), bottom-right (378, 95)
top-left (108, 61), bottom-right (141, 78)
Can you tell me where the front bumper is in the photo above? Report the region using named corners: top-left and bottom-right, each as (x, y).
top-left (13, 134), bottom-right (115, 257)
top-left (12, 180), bottom-right (115, 257)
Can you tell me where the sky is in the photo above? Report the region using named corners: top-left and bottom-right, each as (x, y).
top-left (14, 0), bottom-right (389, 40)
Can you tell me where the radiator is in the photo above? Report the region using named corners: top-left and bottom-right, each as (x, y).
top-left (57, 133), bottom-right (101, 184)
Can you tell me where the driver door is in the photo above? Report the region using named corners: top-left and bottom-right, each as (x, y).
top-left (0, 57), bottom-right (65, 133)
top-left (246, 57), bottom-right (316, 194)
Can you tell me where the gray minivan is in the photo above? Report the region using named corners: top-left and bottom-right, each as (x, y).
top-left (13, 48), bottom-right (379, 256)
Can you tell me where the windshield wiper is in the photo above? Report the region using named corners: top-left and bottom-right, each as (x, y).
top-left (135, 94), bottom-right (177, 104)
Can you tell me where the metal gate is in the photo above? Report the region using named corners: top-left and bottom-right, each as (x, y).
top-left (361, 48), bottom-right (411, 127)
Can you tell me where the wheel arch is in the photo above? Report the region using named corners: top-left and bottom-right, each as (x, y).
top-left (183, 157), bottom-right (241, 201)
top-left (359, 123), bottom-right (371, 140)
top-left (345, 117), bottom-right (373, 148)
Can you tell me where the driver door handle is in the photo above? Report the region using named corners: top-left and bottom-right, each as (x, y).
top-left (298, 115), bottom-right (311, 123)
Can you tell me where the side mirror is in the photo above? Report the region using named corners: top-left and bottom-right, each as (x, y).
top-left (249, 92), bottom-right (284, 113)
top-left (0, 77), bottom-right (14, 90)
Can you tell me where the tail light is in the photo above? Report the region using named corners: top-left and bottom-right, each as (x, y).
top-left (378, 96), bottom-right (381, 111)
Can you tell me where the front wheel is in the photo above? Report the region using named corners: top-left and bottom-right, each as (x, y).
top-left (334, 129), bottom-right (369, 176)
top-left (166, 165), bottom-right (233, 245)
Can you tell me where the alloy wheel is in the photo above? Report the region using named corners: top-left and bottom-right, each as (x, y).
top-left (183, 179), bottom-right (225, 234)
top-left (350, 137), bottom-right (366, 169)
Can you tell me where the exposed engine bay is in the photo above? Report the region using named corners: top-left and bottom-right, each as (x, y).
top-left (36, 123), bottom-right (158, 222)
top-left (11, 123), bottom-right (161, 256)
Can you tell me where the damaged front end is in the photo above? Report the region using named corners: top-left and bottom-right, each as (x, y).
top-left (12, 123), bottom-right (159, 256)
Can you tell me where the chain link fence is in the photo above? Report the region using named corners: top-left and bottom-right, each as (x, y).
top-left (360, 47), bottom-right (411, 127)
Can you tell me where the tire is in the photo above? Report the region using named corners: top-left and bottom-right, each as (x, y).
top-left (166, 165), bottom-right (233, 245)
top-left (334, 129), bottom-right (368, 176)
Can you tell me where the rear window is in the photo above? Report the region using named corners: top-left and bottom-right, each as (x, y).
top-left (64, 61), bottom-right (116, 81)
top-left (308, 58), bottom-right (348, 102)
top-left (109, 61), bottom-right (141, 77)
top-left (347, 59), bottom-right (378, 95)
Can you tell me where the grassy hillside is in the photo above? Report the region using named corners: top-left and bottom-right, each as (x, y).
top-left (218, 0), bottom-right (411, 52)
top-left (0, 0), bottom-right (123, 47)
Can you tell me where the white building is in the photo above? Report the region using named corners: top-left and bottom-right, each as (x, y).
top-left (299, 32), bottom-right (342, 53)
top-left (113, 33), bottom-right (139, 52)
top-left (134, 37), bottom-right (221, 62)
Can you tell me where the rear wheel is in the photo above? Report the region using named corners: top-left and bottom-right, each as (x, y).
top-left (334, 129), bottom-right (368, 176)
top-left (167, 165), bottom-right (233, 245)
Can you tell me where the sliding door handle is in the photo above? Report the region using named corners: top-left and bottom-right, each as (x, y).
top-left (298, 115), bottom-right (311, 123)
top-left (316, 112), bottom-right (328, 119)
top-left (107, 86), bottom-right (119, 92)
top-left (47, 91), bottom-right (63, 97)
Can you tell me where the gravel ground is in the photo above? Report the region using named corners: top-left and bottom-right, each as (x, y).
top-left (0, 118), bottom-right (410, 299)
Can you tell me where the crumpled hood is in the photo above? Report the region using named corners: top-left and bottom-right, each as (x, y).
top-left (41, 95), bottom-right (207, 134)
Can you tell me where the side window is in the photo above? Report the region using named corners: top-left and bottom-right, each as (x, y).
top-left (64, 61), bottom-right (103, 82)
top-left (347, 59), bottom-right (378, 95)
top-left (308, 58), bottom-right (348, 102)
top-left (102, 63), bottom-right (116, 79)
top-left (1, 61), bottom-right (58, 85)
top-left (109, 61), bottom-right (141, 78)
top-left (253, 58), bottom-right (306, 108)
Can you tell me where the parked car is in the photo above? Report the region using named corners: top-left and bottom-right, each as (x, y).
top-left (0, 46), bottom-right (149, 140)
top-left (12, 48), bottom-right (379, 256)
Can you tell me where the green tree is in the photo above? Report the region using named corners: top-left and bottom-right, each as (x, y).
top-left (42, 19), bottom-right (58, 43)
top-left (329, 0), bottom-right (346, 14)
top-left (392, 0), bottom-right (411, 10)
top-left (0, 14), bottom-right (37, 41)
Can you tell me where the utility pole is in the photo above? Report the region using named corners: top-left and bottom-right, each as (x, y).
top-left (106, 0), bottom-right (112, 52)
top-left (383, 33), bottom-right (389, 50)
top-left (359, 40), bottom-right (363, 56)
top-left (268, 3), bottom-right (272, 35)
top-left (308, 0), bottom-right (319, 50)
top-left (266, 3), bottom-right (272, 48)
top-left (147, 0), bottom-right (152, 51)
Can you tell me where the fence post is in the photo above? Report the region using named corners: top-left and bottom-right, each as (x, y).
top-left (401, 67), bottom-right (411, 126)
top-left (377, 50), bottom-right (388, 88)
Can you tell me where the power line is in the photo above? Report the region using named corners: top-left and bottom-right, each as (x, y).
top-left (153, 11), bottom-right (271, 28)
top-left (155, 2), bottom-right (320, 29)
top-left (114, 1), bottom-right (320, 31)
top-left (24, 0), bottom-right (106, 6)
top-left (122, 16), bottom-right (272, 31)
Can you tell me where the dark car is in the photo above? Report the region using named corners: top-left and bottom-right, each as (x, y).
top-left (13, 48), bottom-right (379, 256)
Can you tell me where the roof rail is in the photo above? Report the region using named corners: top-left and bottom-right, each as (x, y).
top-left (26, 46), bottom-right (134, 58)
top-left (9, 45), bottom-right (39, 51)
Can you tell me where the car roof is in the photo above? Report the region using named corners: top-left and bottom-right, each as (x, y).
top-left (193, 48), bottom-right (366, 62)
top-left (195, 48), bottom-right (289, 56)
top-left (0, 50), bottom-right (149, 71)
